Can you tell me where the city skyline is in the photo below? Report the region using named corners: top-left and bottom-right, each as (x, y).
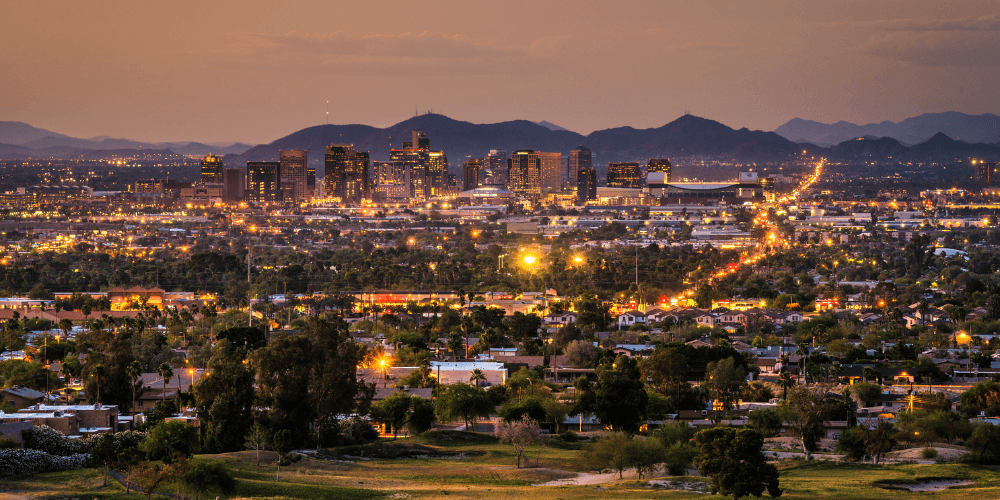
top-left (3, 2), bottom-right (1000, 143)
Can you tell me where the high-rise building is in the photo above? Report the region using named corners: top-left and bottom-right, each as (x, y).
top-left (306, 167), bottom-right (316, 199)
top-left (324, 145), bottom-right (370, 203)
top-left (481, 150), bottom-right (508, 186)
top-left (374, 161), bottom-right (410, 201)
top-left (246, 162), bottom-right (281, 204)
top-left (577, 168), bottom-right (597, 202)
top-left (568, 146), bottom-right (592, 189)
top-left (387, 131), bottom-right (447, 199)
top-left (200, 154), bottom-right (224, 184)
top-left (402, 130), bottom-right (430, 150)
top-left (463, 159), bottom-right (481, 191)
top-left (223, 168), bottom-right (245, 203)
top-left (426, 150), bottom-right (449, 196)
top-left (538, 152), bottom-right (562, 192)
top-left (647, 158), bottom-right (672, 183)
top-left (978, 161), bottom-right (999, 184)
top-left (389, 148), bottom-right (426, 200)
top-left (607, 162), bottom-right (642, 188)
top-left (278, 150), bottom-right (308, 203)
top-left (508, 150), bottom-right (542, 198)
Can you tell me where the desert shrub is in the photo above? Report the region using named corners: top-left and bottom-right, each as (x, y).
top-left (921, 447), bottom-right (938, 459)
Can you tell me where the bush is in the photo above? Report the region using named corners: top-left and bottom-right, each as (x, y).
top-left (140, 421), bottom-right (199, 463)
top-left (0, 449), bottom-right (88, 476)
top-left (836, 427), bottom-right (866, 462)
top-left (663, 441), bottom-right (698, 476)
top-left (182, 459), bottom-right (236, 497)
top-left (338, 416), bottom-right (378, 445)
top-left (965, 423), bottom-right (1000, 464)
top-left (921, 447), bottom-right (938, 459)
top-left (22, 426), bottom-right (89, 456)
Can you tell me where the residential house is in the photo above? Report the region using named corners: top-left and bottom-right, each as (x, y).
top-left (617, 311), bottom-right (647, 327)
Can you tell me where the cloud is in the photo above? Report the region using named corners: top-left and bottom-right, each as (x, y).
top-left (866, 32), bottom-right (1000, 67)
top-left (874, 13), bottom-right (1000, 32)
top-left (845, 13), bottom-right (1000, 67)
top-left (220, 31), bottom-right (569, 76)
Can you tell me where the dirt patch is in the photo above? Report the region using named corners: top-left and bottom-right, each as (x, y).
top-left (887, 446), bottom-right (965, 462)
top-left (311, 442), bottom-right (484, 460)
top-left (877, 479), bottom-right (973, 492)
top-left (536, 469), bottom-right (640, 486)
top-left (648, 479), bottom-right (711, 494)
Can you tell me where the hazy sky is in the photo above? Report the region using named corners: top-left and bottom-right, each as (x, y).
top-left (3, 1), bottom-right (1000, 143)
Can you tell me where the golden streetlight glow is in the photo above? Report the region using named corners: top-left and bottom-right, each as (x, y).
top-left (523, 255), bottom-right (536, 265)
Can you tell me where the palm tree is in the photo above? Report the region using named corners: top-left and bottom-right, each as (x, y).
top-left (470, 369), bottom-right (486, 388)
top-left (126, 360), bottom-right (141, 414)
top-left (778, 371), bottom-right (795, 400)
top-left (92, 363), bottom-right (105, 403)
top-left (58, 318), bottom-right (73, 338)
top-left (158, 363), bottom-right (173, 405)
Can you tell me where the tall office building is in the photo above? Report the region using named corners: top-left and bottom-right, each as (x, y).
top-left (387, 131), bottom-right (447, 199)
top-left (463, 159), bottom-right (481, 191)
top-left (538, 152), bottom-right (563, 192)
top-left (278, 150), bottom-right (308, 203)
top-left (607, 162), bottom-right (643, 188)
top-left (246, 162), bottom-right (282, 203)
top-left (223, 168), bottom-right (245, 203)
top-left (426, 150), bottom-right (449, 196)
top-left (568, 146), bottom-right (592, 189)
top-left (374, 161), bottom-right (409, 201)
top-left (200, 154), bottom-right (224, 184)
top-left (508, 150), bottom-right (542, 198)
top-left (647, 158), bottom-right (672, 183)
top-left (577, 168), bottom-right (597, 202)
top-left (306, 167), bottom-right (316, 199)
top-left (325, 145), bottom-right (370, 203)
top-left (978, 161), bottom-right (999, 184)
top-left (481, 150), bottom-right (508, 186)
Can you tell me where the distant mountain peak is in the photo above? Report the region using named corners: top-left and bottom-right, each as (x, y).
top-left (534, 120), bottom-right (571, 132)
top-left (775, 112), bottom-right (1000, 146)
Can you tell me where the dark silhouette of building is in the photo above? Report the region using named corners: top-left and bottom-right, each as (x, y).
top-left (568, 146), bottom-right (592, 188)
top-left (577, 167), bottom-right (597, 202)
top-left (463, 159), bottom-right (481, 191)
top-left (223, 168), bottom-right (245, 203)
top-left (306, 167), bottom-right (316, 199)
top-left (978, 161), bottom-right (999, 184)
top-left (246, 162), bottom-right (281, 204)
top-left (647, 158), bottom-right (671, 183)
top-left (607, 162), bottom-right (642, 188)
top-left (324, 145), bottom-right (370, 203)
top-left (508, 150), bottom-right (542, 198)
top-left (279, 150), bottom-right (308, 203)
top-left (200, 154), bottom-right (224, 184)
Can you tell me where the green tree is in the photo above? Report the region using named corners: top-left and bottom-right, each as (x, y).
top-left (783, 385), bottom-right (829, 460)
top-left (704, 357), bottom-right (747, 415)
top-left (850, 382), bottom-right (882, 408)
top-left (435, 383), bottom-right (493, 432)
top-left (244, 422), bottom-right (269, 467)
top-left (967, 423), bottom-right (1000, 464)
top-left (193, 341), bottom-right (255, 453)
top-left (140, 421), bottom-right (200, 464)
top-left (694, 427), bottom-right (782, 499)
top-left (747, 407), bottom-right (783, 438)
top-left (370, 392), bottom-right (415, 439)
top-left (960, 380), bottom-right (1000, 418)
top-left (594, 355), bottom-right (648, 434)
top-left (271, 429), bottom-right (294, 481)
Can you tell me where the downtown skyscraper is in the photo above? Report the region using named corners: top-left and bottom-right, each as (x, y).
top-left (325, 145), bottom-right (370, 203)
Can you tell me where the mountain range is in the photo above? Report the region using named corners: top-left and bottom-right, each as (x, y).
top-left (775, 112), bottom-right (1000, 146)
top-left (229, 113), bottom-right (801, 167)
top-left (2, 113), bottom-right (999, 169)
top-left (0, 121), bottom-right (253, 158)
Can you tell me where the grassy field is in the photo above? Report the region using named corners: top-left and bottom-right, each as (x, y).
top-left (6, 432), bottom-right (1000, 500)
